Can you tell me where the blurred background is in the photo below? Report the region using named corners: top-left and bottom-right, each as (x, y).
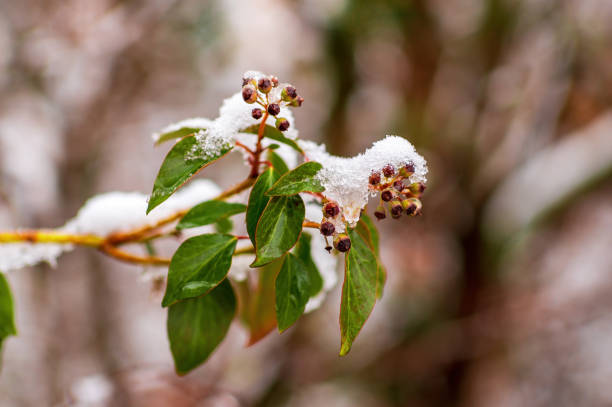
top-left (1, 0), bottom-right (612, 405)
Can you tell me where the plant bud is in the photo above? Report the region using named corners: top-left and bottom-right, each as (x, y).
top-left (267, 103), bottom-right (281, 116)
top-left (382, 164), bottom-right (395, 177)
top-left (405, 197), bottom-right (422, 216)
top-left (252, 108), bottom-right (263, 120)
top-left (334, 234), bottom-right (351, 252)
top-left (242, 84), bottom-right (257, 104)
top-left (323, 202), bottom-right (340, 218)
top-left (390, 199), bottom-right (403, 219)
top-left (399, 162), bottom-right (415, 177)
top-left (242, 76), bottom-right (253, 86)
top-left (369, 172), bottom-right (381, 186)
top-left (408, 182), bottom-right (426, 196)
top-left (290, 96), bottom-right (304, 107)
top-left (281, 86), bottom-right (298, 101)
top-left (381, 189), bottom-right (394, 202)
top-left (320, 221), bottom-right (335, 236)
top-left (271, 76), bottom-right (279, 87)
top-left (275, 117), bottom-right (290, 132)
top-left (258, 77), bottom-right (272, 93)
top-left (374, 204), bottom-right (386, 220)
top-left (393, 180), bottom-right (404, 191)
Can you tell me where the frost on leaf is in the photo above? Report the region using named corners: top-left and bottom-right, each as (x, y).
top-left (152, 117), bottom-right (212, 144)
top-left (300, 135), bottom-right (428, 226)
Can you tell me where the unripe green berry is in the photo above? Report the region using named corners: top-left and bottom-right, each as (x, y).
top-left (408, 182), bottom-right (426, 196)
top-left (405, 197), bottom-right (422, 216)
top-left (258, 77), bottom-right (272, 93)
top-left (320, 221), bottom-right (335, 236)
top-left (275, 117), bottom-right (290, 132)
top-left (252, 108), bottom-right (263, 120)
top-left (242, 84), bottom-right (257, 104)
top-left (267, 103), bottom-right (281, 116)
top-left (334, 234), bottom-right (351, 252)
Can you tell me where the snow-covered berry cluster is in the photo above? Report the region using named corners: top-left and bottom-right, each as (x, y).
top-left (370, 162), bottom-right (425, 220)
top-left (242, 71), bottom-right (303, 133)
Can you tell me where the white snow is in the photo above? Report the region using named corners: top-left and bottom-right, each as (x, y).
top-left (300, 135), bottom-right (428, 226)
top-left (0, 180), bottom-right (221, 272)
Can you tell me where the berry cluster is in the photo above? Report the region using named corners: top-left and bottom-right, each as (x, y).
top-left (369, 163), bottom-right (425, 221)
top-left (319, 202), bottom-right (351, 253)
top-left (242, 73), bottom-right (304, 132)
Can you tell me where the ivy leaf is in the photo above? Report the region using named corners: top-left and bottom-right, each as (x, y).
top-left (236, 259), bottom-right (281, 345)
top-left (0, 273), bottom-right (17, 353)
top-left (251, 195), bottom-right (305, 267)
top-left (246, 168), bottom-right (280, 245)
top-left (147, 135), bottom-right (232, 214)
top-left (243, 125), bottom-right (303, 153)
top-left (294, 233), bottom-right (323, 297)
top-left (167, 279), bottom-right (236, 375)
top-left (356, 214), bottom-right (386, 298)
top-left (177, 201), bottom-right (246, 230)
top-left (162, 234), bottom-right (237, 307)
top-left (266, 162), bottom-right (324, 196)
top-left (339, 226), bottom-right (378, 356)
top-left (267, 150), bottom-right (289, 175)
top-left (275, 253), bottom-right (312, 332)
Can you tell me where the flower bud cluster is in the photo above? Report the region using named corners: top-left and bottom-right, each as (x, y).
top-left (369, 162), bottom-right (425, 221)
top-left (319, 201), bottom-right (351, 252)
top-left (241, 72), bottom-right (304, 133)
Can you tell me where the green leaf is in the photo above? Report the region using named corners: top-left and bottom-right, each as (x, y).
top-left (236, 259), bottom-right (281, 345)
top-left (251, 195), bottom-right (305, 267)
top-left (339, 226), bottom-right (378, 356)
top-left (246, 168), bottom-right (280, 245)
top-left (267, 143), bottom-right (281, 150)
top-left (147, 135), bottom-right (232, 214)
top-left (267, 150), bottom-right (289, 175)
top-left (356, 214), bottom-right (386, 298)
top-left (243, 125), bottom-right (303, 153)
top-left (294, 233), bottom-right (323, 297)
top-left (0, 273), bottom-right (17, 353)
top-left (177, 201), bottom-right (246, 230)
top-left (155, 127), bottom-right (205, 146)
top-left (215, 217), bottom-right (234, 234)
top-left (162, 234), bottom-right (237, 307)
top-left (167, 279), bottom-right (236, 375)
top-left (275, 253), bottom-right (312, 332)
top-left (266, 162), bottom-right (324, 196)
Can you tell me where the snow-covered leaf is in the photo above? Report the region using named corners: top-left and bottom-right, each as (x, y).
top-left (153, 118), bottom-right (212, 145)
top-left (147, 135), bottom-right (232, 214)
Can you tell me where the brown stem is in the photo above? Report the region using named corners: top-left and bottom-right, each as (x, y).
top-left (302, 221), bottom-right (321, 229)
top-left (249, 111), bottom-right (270, 179)
top-left (99, 243), bottom-right (171, 266)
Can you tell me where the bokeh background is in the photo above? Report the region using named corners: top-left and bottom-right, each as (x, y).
top-left (1, 0), bottom-right (612, 406)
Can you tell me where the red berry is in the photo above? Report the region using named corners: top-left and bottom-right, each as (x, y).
top-left (393, 180), bottom-right (404, 191)
top-left (369, 172), bottom-right (381, 185)
top-left (323, 202), bottom-right (340, 218)
top-left (276, 117), bottom-right (290, 132)
top-left (242, 84), bottom-right (257, 104)
top-left (382, 164), bottom-right (395, 177)
top-left (252, 108), bottom-right (263, 119)
top-left (258, 77), bottom-right (272, 93)
top-left (267, 103), bottom-right (281, 116)
top-left (320, 221), bottom-right (335, 236)
top-left (381, 189), bottom-right (394, 202)
top-left (334, 234), bottom-right (351, 252)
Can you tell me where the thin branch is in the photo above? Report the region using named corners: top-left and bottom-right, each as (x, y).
top-left (99, 244), bottom-right (171, 266)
